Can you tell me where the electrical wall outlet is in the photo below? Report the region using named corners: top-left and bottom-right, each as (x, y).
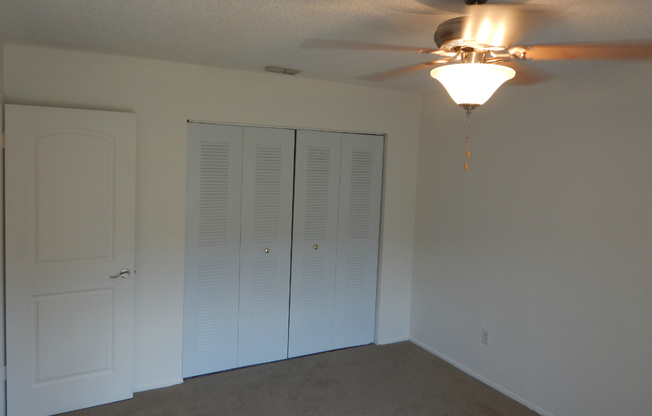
top-left (482, 329), bottom-right (490, 345)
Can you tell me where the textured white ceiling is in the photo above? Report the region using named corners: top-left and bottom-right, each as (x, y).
top-left (1, 0), bottom-right (651, 92)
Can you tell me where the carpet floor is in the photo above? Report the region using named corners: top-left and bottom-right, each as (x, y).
top-left (61, 342), bottom-right (539, 416)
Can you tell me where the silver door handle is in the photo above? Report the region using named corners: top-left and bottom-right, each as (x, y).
top-left (110, 268), bottom-right (131, 279)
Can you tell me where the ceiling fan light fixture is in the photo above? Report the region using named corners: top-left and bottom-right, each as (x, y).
top-left (430, 63), bottom-right (515, 108)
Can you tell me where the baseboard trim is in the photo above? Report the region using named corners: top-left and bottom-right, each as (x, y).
top-left (375, 336), bottom-right (409, 345)
top-left (134, 377), bottom-right (183, 393)
top-left (408, 337), bottom-right (554, 416)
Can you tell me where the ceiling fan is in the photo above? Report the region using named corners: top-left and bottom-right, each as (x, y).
top-left (304, 0), bottom-right (652, 111)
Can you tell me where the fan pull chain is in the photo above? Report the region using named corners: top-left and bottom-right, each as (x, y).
top-left (464, 108), bottom-right (472, 170)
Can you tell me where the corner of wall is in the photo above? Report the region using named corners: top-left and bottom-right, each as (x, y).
top-left (408, 336), bottom-right (555, 416)
top-left (1, 44), bottom-right (6, 416)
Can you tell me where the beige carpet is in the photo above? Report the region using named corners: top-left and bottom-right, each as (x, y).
top-left (61, 342), bottom-right (539, 416)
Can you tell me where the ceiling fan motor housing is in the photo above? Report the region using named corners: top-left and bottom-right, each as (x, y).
top-left (435, 17), bottom-right (470, 51)
top-left (435, 15), bottom-right (514, 53)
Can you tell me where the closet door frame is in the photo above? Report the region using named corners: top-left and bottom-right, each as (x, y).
top-left (183, 122), bottom-right (385, 377)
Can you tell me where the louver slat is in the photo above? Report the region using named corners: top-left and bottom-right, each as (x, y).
top-left (253, 145), bottom-right (283, 244)
top-left (347, 149), bottom-right (374, 239)
top-left (196, 262), bottom-right (228, 352)
top-left (198, 142), bottom-right (230, 246)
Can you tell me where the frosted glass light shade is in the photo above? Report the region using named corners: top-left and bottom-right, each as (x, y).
top-left (430, 63), bottom-right (516, 107)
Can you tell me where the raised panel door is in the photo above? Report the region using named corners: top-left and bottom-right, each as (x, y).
top-left (5, 105), bottom-right (136, 416)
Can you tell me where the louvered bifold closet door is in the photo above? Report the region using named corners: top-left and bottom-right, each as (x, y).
top-left (288, 131), bottom-right (342, 358)
top-left (183, 123), bottom-right (243, 377)
top-left (333, 134), bottom-right (384, 349)
top-left (238, 127), bottom-right (295, 367)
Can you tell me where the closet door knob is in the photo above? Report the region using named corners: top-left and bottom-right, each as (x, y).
top-left (313, 245), bottom-right (318, 250)
top-left (264, 248), bottom-right (269, 253)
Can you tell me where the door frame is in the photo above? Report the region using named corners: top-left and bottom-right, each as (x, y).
top-left (182, 121), bottom-right (386, 376)
top-left (1, 95), bottom-right (7, 416)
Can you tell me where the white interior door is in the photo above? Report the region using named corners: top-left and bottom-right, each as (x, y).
top-left (5, 105), bottom-right (136, 416)
top-left (183, 123), bottom-right (242, 377)
top-left (238, 127), bottom-right (295, 367)
top-left (333, 133), bottom-right (384, 349)
top-left (288, 130), bottom-right (342, 358)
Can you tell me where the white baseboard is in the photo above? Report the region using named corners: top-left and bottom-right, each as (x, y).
top-left (375, 336), bottom-right (409, 345)
top-left (134, 377), bottom-right (183, 393)
top-left (408, 337), bottom-right (554, 416)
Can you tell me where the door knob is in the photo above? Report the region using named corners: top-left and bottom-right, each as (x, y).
top-left (110, 268), bottom-right (131, 279)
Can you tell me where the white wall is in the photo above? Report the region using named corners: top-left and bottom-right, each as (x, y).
top-left (3, 45), bottom-right (420, 391)
top-left (411, 61), bottom-right (652, 416)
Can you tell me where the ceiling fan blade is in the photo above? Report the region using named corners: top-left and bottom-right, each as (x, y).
top-left (359, 61), bottom-right (445, 82)
top-left (391, 7), bottom-right (446, 16)
top-left (499, 60), bottom-right (553, 85)
top-left (301, 39), bottom-right (439, 54)
top-left (516, 42), bottom-right (652, 61)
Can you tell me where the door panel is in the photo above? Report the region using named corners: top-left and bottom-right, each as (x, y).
top-left (5, 105), bottom-right (136, 416)
top-left (288, 130), bottom-right (342, 358)
top-left (183, 123), bottom-right (243, 377)
top-left (333, 134), bottom-right (384, 349)
top-left (37, 134), bottom-right (113, 261)
top-left (238, 127), bottom-right (294, 367)
top-left (35, 289), bottom-right (113, 382)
